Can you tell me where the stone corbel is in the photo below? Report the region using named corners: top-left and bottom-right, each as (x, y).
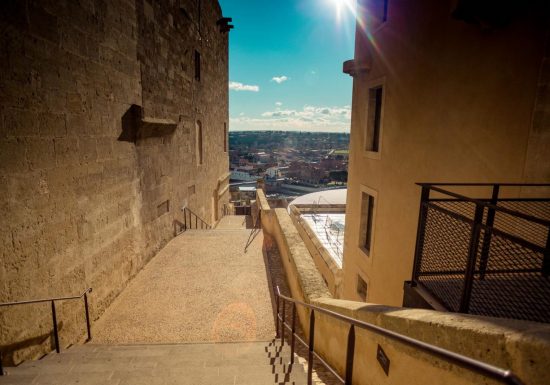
top-left (217, 17), bottom-right (234, 33)
top-left (343, 59), bottom-right (370, 77)
top-left (119, 104), bottom-right (177, 143)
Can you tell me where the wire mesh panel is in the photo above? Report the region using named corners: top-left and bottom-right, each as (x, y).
top-left (413, 184), bottom-right (550, 323)
top-left (417, 202), bottom-right (475, 311)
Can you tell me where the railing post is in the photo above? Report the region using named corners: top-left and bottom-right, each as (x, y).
top-left (479, 185), bottom-right (499, 279)
top-left (51, 301), bottom-right (60, 353)
top-left (275, 295), bottom-right (280, 338)
top-left (460, 204), bottom-right (485, 313)
top-left (543, 230), bottom-right (550, 278)
top-left (84, 293), bottom-right (92, 341)
top-left (344, 325), bottom-right (356, 385)
top-left (307, 310), bottom-right (315, 385)
top-left (290, 303), bottom-right (296, 366)
top-left (281, 298), bottom-right (286, 347)
top-left (412, 185), bottom-right (431, 282)
top-left (184, 208), bottom-right (187, 230)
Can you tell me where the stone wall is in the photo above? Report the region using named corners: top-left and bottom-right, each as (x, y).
top-left (524, 31), bottom-right (550, 181)
top-left (0, 0), bottom-right (229, 364)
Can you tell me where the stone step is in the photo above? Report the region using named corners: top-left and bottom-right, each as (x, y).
top-left (40, 343), bottom-right (292, 360)
top-left (1, 342), bottom-right (309, 385)
top-left (3, 368), bottom-right (305, 385)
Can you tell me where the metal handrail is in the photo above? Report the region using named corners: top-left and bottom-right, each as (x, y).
top-left (417, 183), bottom-right (550, 187)
top-left (183, 207), bottom-right (211, 230)
top-left (416, 183), bottom-right (550, 226)
top-left (274, 286), bottom-right (525, 385)
top-left (0, 288), bottom-right (93, 376)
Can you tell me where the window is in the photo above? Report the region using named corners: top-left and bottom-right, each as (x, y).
top-left (365, 85), bottom-right (383, 153)
top-left (196, 120), bottom-right (203, 165)
top-left (223, 122), bottom-right (227, 152)
top-left (368, 0), bottom-right (389, 25)
top-left (357, 275), bottom-right (368, 301)
top-left (359, 191), bottom-right (376, 255)
top-left (194, 50), bottom-right (201, 81)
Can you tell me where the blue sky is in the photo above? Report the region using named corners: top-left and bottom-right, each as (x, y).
top-left (218, 0), bottom-right (356, 132)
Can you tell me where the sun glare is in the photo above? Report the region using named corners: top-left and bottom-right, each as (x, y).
top-left (325, 0), bottom-right (355, 21)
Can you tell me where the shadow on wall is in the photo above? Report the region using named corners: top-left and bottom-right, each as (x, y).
top-left (1, 322), bottom-right (64, 366)
top-left (119, 104), bottom-right (141, 143)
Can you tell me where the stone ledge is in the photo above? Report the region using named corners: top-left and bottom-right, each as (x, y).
top-left (256, 189), bottom-right (271, 212)
top-left (119, 105), bottom-right (177, 143)
top-left (272, 208), bottom-right (332, 302)
top-left (313, 297), bottom-right (550, 385)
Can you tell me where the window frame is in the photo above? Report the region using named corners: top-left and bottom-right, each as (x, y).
top-left (367, 0), bottom-right (389, 33)
top-left (196, 120), bottom-right (203, 165)
top-left (194, 50), bottom-right (201, 81)
top-left (356, 274), bottom-right (369, 302)
top-left (363, 77), bottom-right (386, 160)
top-left (358, 185), bottom-right (378, 258)
top-left (223, 122), bottom-right (228, 153)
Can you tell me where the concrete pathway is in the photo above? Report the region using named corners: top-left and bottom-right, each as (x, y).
top-left (93, 219), bottom-right (273, 344)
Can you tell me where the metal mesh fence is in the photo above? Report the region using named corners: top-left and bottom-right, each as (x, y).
top-left (415, 195), bottom-right (550, 323)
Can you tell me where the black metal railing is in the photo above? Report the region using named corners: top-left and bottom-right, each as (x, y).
top-left (182, 207), bottom-right (211, 230)
top-left (411, 183), bottom-right (550, 323)
top-left (275, 286), bottom-right (525, 385)
top-left (0, 288), bottom-right (93, 375)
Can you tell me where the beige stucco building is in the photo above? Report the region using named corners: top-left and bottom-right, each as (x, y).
top-left (341, 0), bottom-right (550, 306)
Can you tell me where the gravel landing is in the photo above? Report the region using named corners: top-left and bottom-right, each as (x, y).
top-left (93, 227), bottom-right (275, 344)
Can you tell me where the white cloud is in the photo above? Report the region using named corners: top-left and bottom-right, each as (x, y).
top-left (229, 81), bottom-right (260, 92)
top-left (230, 105), bottom-right (351, 133)
top-left (271, 76), bottom-right (289, 84)
top-left (275, 102), bottom-right (283, 107)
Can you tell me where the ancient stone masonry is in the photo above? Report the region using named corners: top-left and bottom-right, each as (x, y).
top-left (0, 0), bottom-right (231, 364)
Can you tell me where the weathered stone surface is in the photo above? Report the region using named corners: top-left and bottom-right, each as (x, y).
top-left (0, 0), bottom-right (230, 364)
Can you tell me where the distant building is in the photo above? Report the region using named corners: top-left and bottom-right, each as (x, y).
top-left (230, 169), bottom-right (258, 182)
top-left (265, 166), bottom-right (280, 179)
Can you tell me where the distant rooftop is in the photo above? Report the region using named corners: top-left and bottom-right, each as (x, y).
top-left (289, 188), bottom-right (347, 207)
top-left (239, 186), bottom-right (256, 192)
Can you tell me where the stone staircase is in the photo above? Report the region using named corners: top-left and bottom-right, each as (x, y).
top-left (214, 215), bottom-right (254, 230)
top-left (0, 341), bottom-right (309, 385)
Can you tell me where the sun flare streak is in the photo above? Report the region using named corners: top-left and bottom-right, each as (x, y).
top-left (325, 0), bottom-right (356, 23)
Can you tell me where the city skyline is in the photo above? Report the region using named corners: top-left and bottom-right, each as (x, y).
top-left (219, 0), bottom-right (355, 132)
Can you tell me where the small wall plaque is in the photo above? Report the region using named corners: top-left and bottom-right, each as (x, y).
top-left (377, 344), bottom-right (390, 376)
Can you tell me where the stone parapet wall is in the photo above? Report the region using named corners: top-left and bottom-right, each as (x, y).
top-left (0, 0), bottom-right (229, 364)
top-left (289, 205), bottom-right (342, 297)
top-left (258, 189), bottom-right (550, 385)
